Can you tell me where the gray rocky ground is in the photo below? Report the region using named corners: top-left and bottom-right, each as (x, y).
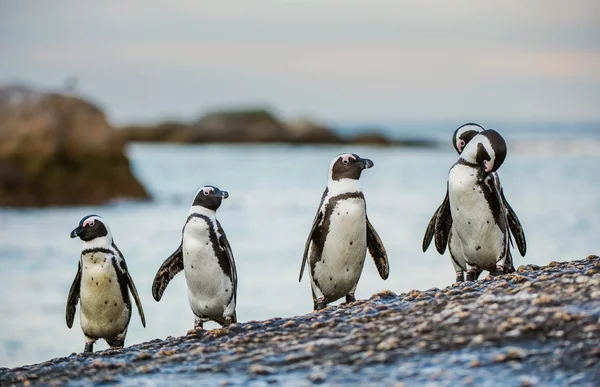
top-left (2, 255), bottom-right (600, 386)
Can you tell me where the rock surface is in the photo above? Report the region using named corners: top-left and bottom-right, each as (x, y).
top-left (0, 85), bottom-right (149, 207)
top-left (2, 255), bottom-right (600, 386)
top-left (120, 108), bottom-right (342, 144)
top-left (119, 108), bottom-right (436, 147)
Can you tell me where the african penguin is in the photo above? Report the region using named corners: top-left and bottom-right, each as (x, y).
top-left (428, 130), bottom-right (511, 281)
top-left (299, 153), bottom-right (389, 310)
top-left (422, 123), bottom-right (526, 283)
top-left (67, 215), bottom-right (146, 353)
top-left (152, 185), bottom-right (237, 331)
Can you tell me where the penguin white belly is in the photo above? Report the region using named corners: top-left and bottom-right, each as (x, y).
top-left (448, 166), bottom-right (505, 271)
top-left (313, 198), bottom-right (367, 301)
top-left (79, 254), bottom-right (129, 339)
top-left (183, 218), bottom-right (232, 320)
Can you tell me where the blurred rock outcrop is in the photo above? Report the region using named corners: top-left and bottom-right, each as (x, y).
top-left (119, 108), bottom-right (439, 147)
top-left (0, 85), bottom-right (149, 207)
top-left (119, 108), bottom-right (342, 144)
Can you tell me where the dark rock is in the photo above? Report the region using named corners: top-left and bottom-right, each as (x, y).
top-left (190, 108), bottom-right (289, 143)
top-left (348, 132), bottom-right (394, 146)
top-left (285, 119), bottom-right (341, 144)
top-left (119, 108), bottom-right (439, 147)
top-left (0, 85), bottom-right (149, 207)
top-left (121, 109), bottom-right (342, 145)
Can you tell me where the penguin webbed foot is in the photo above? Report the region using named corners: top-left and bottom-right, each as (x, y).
top-left (188, 316), bottom-right (205, 334)
top-left (106, 337), bottom-right (125, 349)
top-left (314, 298), bottom-right (327, 311)
top-left (223, 316), bottom-right (234, 327)
top-left (493, 265), bottom-right (504, 276)
top-left (501, 263), bottom-right (515, 275)
top-left (345, 293), bottom-right (356, 304)
top-left (465, 269), bottom-right (479, 282)
top-left (194, 320), bottom-right (203, 330)
top-left (455, 271), bottom-right (465, 284)
top-left (84, 342), bottom-right (94, 353)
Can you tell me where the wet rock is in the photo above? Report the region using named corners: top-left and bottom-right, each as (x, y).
top-left (248, 364), bottom-right (274, 375)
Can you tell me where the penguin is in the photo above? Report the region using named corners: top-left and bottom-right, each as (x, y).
top-left (427, 129), bottom-right (512, 281)
top-left (152, 185), bottom-right (237, 331)
top-left (66, 215), bottom-right (146, 353)
top-left (422, 123), bottom-right (526, 283)
top-left (299, 153), bottom-right (389, 310)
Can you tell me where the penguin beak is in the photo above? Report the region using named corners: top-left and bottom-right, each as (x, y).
top-left (477, 160), bottom-right (494, 183)
top-left (70, 226), bottom-right (84, 238)
top-left (477, 166), bottom-right (490, 184)
top-left (219, 191), bottom-right (229, 199)
top-left (359, 158), bottom-right (374, 169)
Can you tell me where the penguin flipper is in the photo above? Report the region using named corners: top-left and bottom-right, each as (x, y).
top-left (299, 210), bottom-right (323, 282)
top-left (422, 204), bottom-right (442, 252)
top-left (217, 220), bottom-right (237, 302)
top-left (366, 216), bottom-right (389, 280)
top-left (434, 187), bottom-right (452, 255)
top-left (152, 242), bottom-right (184, 302)
top-left (501, 188), bottom-right (527, 256)
top-left (66, 261), bottom-right (82, 328)
top-left (126, 270), bottom-right (146, 328)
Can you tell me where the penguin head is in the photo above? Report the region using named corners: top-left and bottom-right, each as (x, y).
top-left (460, 129), bottom-right (507, 182)
top-left (452, 123), bottom-right (484, 154)
top-left (192, 185), bottom-right (229, 211)
top-left (70, 215), bottom-right (111, 242)
top-left (329, 153), bottom-right (374, 181)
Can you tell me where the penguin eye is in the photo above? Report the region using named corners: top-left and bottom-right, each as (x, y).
top-left (88, 221), bottom-right (95, 227)
top-left (342, 159), bottom-right (349, 165)
top-left (203, 190), bottom-right (210, 196)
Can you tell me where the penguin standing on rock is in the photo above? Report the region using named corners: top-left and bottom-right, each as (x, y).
top-left (299, 153), bottom-right (389, 310)
top-left (67, 215), bottom-right (146, 353)
top-left (426, 130), bottom-right (512, 281)
top-left (152, 185), bottom-right (237, 331)
top-left (423, 123), bottom-right (526, 283)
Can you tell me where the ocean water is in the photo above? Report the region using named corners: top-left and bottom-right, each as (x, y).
top-left (1, 140), bottom-right (599, 368)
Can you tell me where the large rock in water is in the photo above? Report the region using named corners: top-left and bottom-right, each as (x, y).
top-left (0, 86), bottom-right (149, 207)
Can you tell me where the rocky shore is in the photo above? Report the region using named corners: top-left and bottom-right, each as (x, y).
top-left (0, 85), bottom-right (149, 207)
top-left (2, 255), bottom-right (600, 386)
top-left (119, 108), bottom-right (437, 148)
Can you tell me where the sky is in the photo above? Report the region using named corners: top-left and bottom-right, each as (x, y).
top-left (0, 0), bottom-right (599, 125)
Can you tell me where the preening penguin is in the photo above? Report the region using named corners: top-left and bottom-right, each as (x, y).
top-left (66, 215), bottom-right (146, 353)
top-left (429, 130), bottom-right (512, 281)
top-left (152, 185), bottom-right (237, 331)
top-left (422, 123), bottom-right (526, 283)
top-left (299, 153), bottom-right (389, 310)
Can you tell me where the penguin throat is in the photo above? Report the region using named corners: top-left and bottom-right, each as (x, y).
top-left (188, 205), bottom-right (217, 219)
top-left (81, 234), bottom-right (113, 250)
top-left (327, 178), bottom-right (362, 195)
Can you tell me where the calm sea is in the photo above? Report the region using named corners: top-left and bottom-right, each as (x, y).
top-left (1, 132), bottom-right (599, 367)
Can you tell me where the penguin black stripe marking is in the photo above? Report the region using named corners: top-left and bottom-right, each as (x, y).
top-left (309, 191), bottom-right (366, 269)
top-left (479, 175), bottom-right (505, 228)
top-left (110, 259), bottom-right (132, 326)
top-left (81, 247), bottom-right (114, 256)
top-left (186, 213), bottom-right (234, 284)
